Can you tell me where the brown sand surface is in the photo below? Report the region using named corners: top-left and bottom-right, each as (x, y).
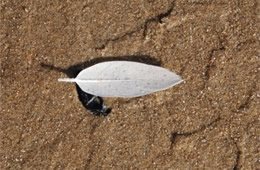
top-left (1, 0), bottom-right (259, 169)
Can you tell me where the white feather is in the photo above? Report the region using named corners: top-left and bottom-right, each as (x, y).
top-left (58, 61), bottom-right (183, 97)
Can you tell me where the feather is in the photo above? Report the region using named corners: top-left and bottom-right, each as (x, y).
top-left (58, 61), bottom-right (183, 97)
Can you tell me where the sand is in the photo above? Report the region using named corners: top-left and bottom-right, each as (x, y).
top-left (1, 0), bottom-right (259, 169)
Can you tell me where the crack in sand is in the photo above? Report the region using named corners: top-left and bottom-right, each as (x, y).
top-left (95, 0), bottom-right (175, 50)
top-left (142, 0), bottom-right (175, 38)
top-left (237, 83), bottom-right (257, 111)
top-left (170, 116), bottom-right (221, 149)
top-left (83, 119), bottom-right (103, 169)
top-left (94, 28), bottom-right (140, 50)
top-left (204, 45), bottom-right (225, 81)
top-left (229, 138), bottom-right (241, 170)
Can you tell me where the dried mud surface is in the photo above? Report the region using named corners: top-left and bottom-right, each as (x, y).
top-left (1, 0), bottom-right (259, 169)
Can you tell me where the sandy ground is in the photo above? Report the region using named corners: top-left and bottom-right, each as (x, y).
top-left (1, 0), bottom-right (259, 169)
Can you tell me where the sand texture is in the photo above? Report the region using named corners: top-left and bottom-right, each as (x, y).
top-left (1, 0), bottom-right (259, 169)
